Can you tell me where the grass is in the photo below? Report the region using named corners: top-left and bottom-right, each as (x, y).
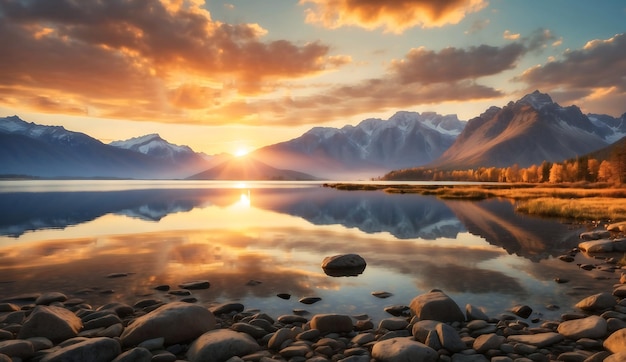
top-left (325, 182), bottom-right (626, 221)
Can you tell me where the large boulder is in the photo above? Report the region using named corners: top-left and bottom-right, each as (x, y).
top-left (575, 292), bottom-right (616, 312)
top-left (18, 305), bottom-right (82, 343)
top-left (321, 254), bottom-right (367, 277)
top-left (310, 314), bottom-right (353, 333)
top-left (604, 328), bottom-right (626, 353)
top-left (557, 315), bottom-right (607, 340)
top-left (0, 340), bottom-right (34, 359)
top-left (578, 239), bottom-right (615, 253)
top-left (409, 290), bottom-right (464, 323)
top-left (40, 337), bottom-right (120, 362)
top-left (371, 337), bottom-right (437, 362)
top-left (507, 332), bottom-right (564, 348)
top-left (121, 302), bottom-right (216, 347)
top-left (187, 329), bottom-right (260, 362)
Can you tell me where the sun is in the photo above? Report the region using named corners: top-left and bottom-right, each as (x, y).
top-left (234, 147), bottom-right (249, 157)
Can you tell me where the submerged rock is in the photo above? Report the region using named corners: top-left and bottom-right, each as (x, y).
top-left (321, 254), bottom-right (367, 276)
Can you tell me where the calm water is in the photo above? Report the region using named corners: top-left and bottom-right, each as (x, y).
top-left (0, 180), bottom-right (618, 323)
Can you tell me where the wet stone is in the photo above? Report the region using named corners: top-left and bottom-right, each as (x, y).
top-left (299, 297), bottom-right (322, 305)
top-left (179, 280), bottom-right (211, 290)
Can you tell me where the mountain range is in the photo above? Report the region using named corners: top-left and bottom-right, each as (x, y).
top-left (251, 112), bottom-right (466, 179)
top-left (431, 91), bottom-right (626, 169)
top-left (1, 91), bottom-right (625, 180)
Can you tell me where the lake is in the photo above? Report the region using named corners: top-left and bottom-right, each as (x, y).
top-left (0, 180), bottom-right (617, 323)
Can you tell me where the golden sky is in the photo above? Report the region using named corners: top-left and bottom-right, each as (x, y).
top-left (1, 0), bottom-right (625, 154)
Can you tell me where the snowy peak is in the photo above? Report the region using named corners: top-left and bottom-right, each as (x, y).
top-left (0, 115), bottom-right (99, 147)
top-left (110, 133), bottom-right (194, 160)
top-left (518, 90), bottom-right (555, 110)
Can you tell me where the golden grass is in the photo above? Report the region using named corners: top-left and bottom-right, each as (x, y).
top-left (325, 183), bottom-right (626, 221)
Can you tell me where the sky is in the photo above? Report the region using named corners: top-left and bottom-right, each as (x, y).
top-left (1, 0), bottom-right (625, 156)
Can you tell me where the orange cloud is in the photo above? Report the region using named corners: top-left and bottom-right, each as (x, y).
top-left (0, 0), bottom-right (344, 120)
top-left (301, 0), bottom-right (488, 33)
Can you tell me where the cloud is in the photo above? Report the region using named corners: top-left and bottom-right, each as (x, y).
top-left (390, 44), bottom-right (526, 84)
top-left (503, 30), bottom-right (520, 40)
top-left (465, 18), bottom-right (490, 34)
top-left (213, 31), bottom-right (561, 125)
top-left (515, 32), bottom-right (626, 115)
top-left (0, 0), bottom-right (345, 120)
top-left (301, 0), bottom-right (488, 33)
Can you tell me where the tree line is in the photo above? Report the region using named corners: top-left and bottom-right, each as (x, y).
top-left (382, 142), bottom-right (626, 185)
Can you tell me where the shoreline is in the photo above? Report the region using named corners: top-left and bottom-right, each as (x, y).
top-left (2, 232), bottom-right (626, 361)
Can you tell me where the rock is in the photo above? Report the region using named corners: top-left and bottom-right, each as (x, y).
top-left (371, 337), bottom-right (437, 362)
top-left (230, 323), bottom-right (268, 339)
top-left (372, 291), bottom-right (393, 298)
top-left (605, 351), bottom-right (626, 362)
top-left (436, 322), bottom-right (465, 353)
top-left (613, 285), bottom-right (626, 298)
top-left (557, 315), bottom-right (607, 339)
top-left (277, 314), bottom-right (308, 324)
top-left (299, 296), bottom-right (322, 304)
top-left (473, 333), bottom-right (505, 353)
top-left (179, 280), bottom-right (211, 290)
top-left (83, 313), bottom-right (123, 330)
top-left (575, 292), bottom-right (616, 311)
top-left (211, 302), bottom-right (245, 315)
top-left (40, 337), bottom-right (121, 362)
top-left (35, 292), bottom-right (67, 305)
top-left (276, 293), bottom-right (291, 300)
top-left (606, 222), bottom-right (626, 232)
top-left (559, 255), bottom-right (575, 262)
top-left (580, 230), bottom-right (611, 240)
top-left (507, 332), bottom-right (564, 348)
top-left (267, 328), bottom-right (296, 350)
top-left (279, 344), bottom-right (311, 358)
top-left (112, 347), bottom-right (152, 362)
top-left (511, 304), bottom-right (532, 319)
top-left (121, 302), bottom-right (216, 347)
top-left (321, 254), bottom-right (367, 276)
top-left (604, 328), bottom-right (626, 353)
top-left (412, 320), bottom-right (440, 343)
top-left (410, 290), bottom-right (465, 323)
top-left (310, 314), bottom-right (354, 333)
top-left (154, 285), bottom-right (170, 291)
top-left (0, 340), bottom-right (34, 359)
top-left (187, 329), bottom-right (260, 362)
top-left (106, 272), bottom-right (129, 278)
top-left (579, 239), bottom-right (614, 253)
top-left (26, 337), bottom-right (53, 351)
top-left (465, 304), bottom-right (489, 321)
top-left (18, 305), bottom-right (83, 343)
top-left (0, 303), bottom-right (19, 312)
top-left (384, 305), bottom-right (411, 317)
top-left (450, 355), bottom-right (488, 362)
top-left (378, 317), bottom-right (409, 331)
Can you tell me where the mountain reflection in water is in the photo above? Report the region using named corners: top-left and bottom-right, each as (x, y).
top-left (0, 181), bottom-right (615, 322)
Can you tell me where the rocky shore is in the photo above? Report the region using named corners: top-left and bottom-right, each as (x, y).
top-left (2, 226), bottom-right (626, 362)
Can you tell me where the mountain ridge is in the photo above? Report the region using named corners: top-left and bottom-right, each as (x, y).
top-left (429, 90), bottom-right (624, 169)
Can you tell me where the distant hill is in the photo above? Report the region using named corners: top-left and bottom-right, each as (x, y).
top-left (0, 116), bottom-right (214, 179)
top-left (430, 91), bottom-right (625, 169)
top-left (109, 133), bottom-right (228, 178)
top-left (187, 156), bottom-right (318, 181)
top-left (252, 111), bottom-right (466, 179)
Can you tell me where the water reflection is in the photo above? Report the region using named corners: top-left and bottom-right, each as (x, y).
top-left (0, 186), bottom-right (580, 261)
top-left (0, 182), bottom-right (616, 322)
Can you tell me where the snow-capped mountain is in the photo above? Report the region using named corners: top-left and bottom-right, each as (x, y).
top-left (109, 134), bottom-right (195, 162)
top-left (430, 91), bottom-right (624, 169)
top-left (0, 116), bottom-right (213, 179)
top-left (252, 111), bottom-right (466, 179)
